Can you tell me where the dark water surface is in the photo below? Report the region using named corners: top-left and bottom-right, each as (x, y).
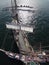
top-left (0, 0), bottom-right (49, 65)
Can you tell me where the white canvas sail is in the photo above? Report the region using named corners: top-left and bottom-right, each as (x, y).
top-left (6, 23), bottom-right (33, 32)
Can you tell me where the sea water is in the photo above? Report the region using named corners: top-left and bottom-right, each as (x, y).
top-left (0, 0), bottom-right (49, 65)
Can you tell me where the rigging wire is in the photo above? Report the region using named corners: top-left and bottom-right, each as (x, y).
top-left (10, 36), bottom-right (14, 52)
top-left (1, 30), bottom-right (8, 50)
top-left (42, 46), bottom-right (49, 48)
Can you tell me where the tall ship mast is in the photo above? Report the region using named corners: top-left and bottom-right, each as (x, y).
top-left (5, 0), bottom-right (36, 65)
